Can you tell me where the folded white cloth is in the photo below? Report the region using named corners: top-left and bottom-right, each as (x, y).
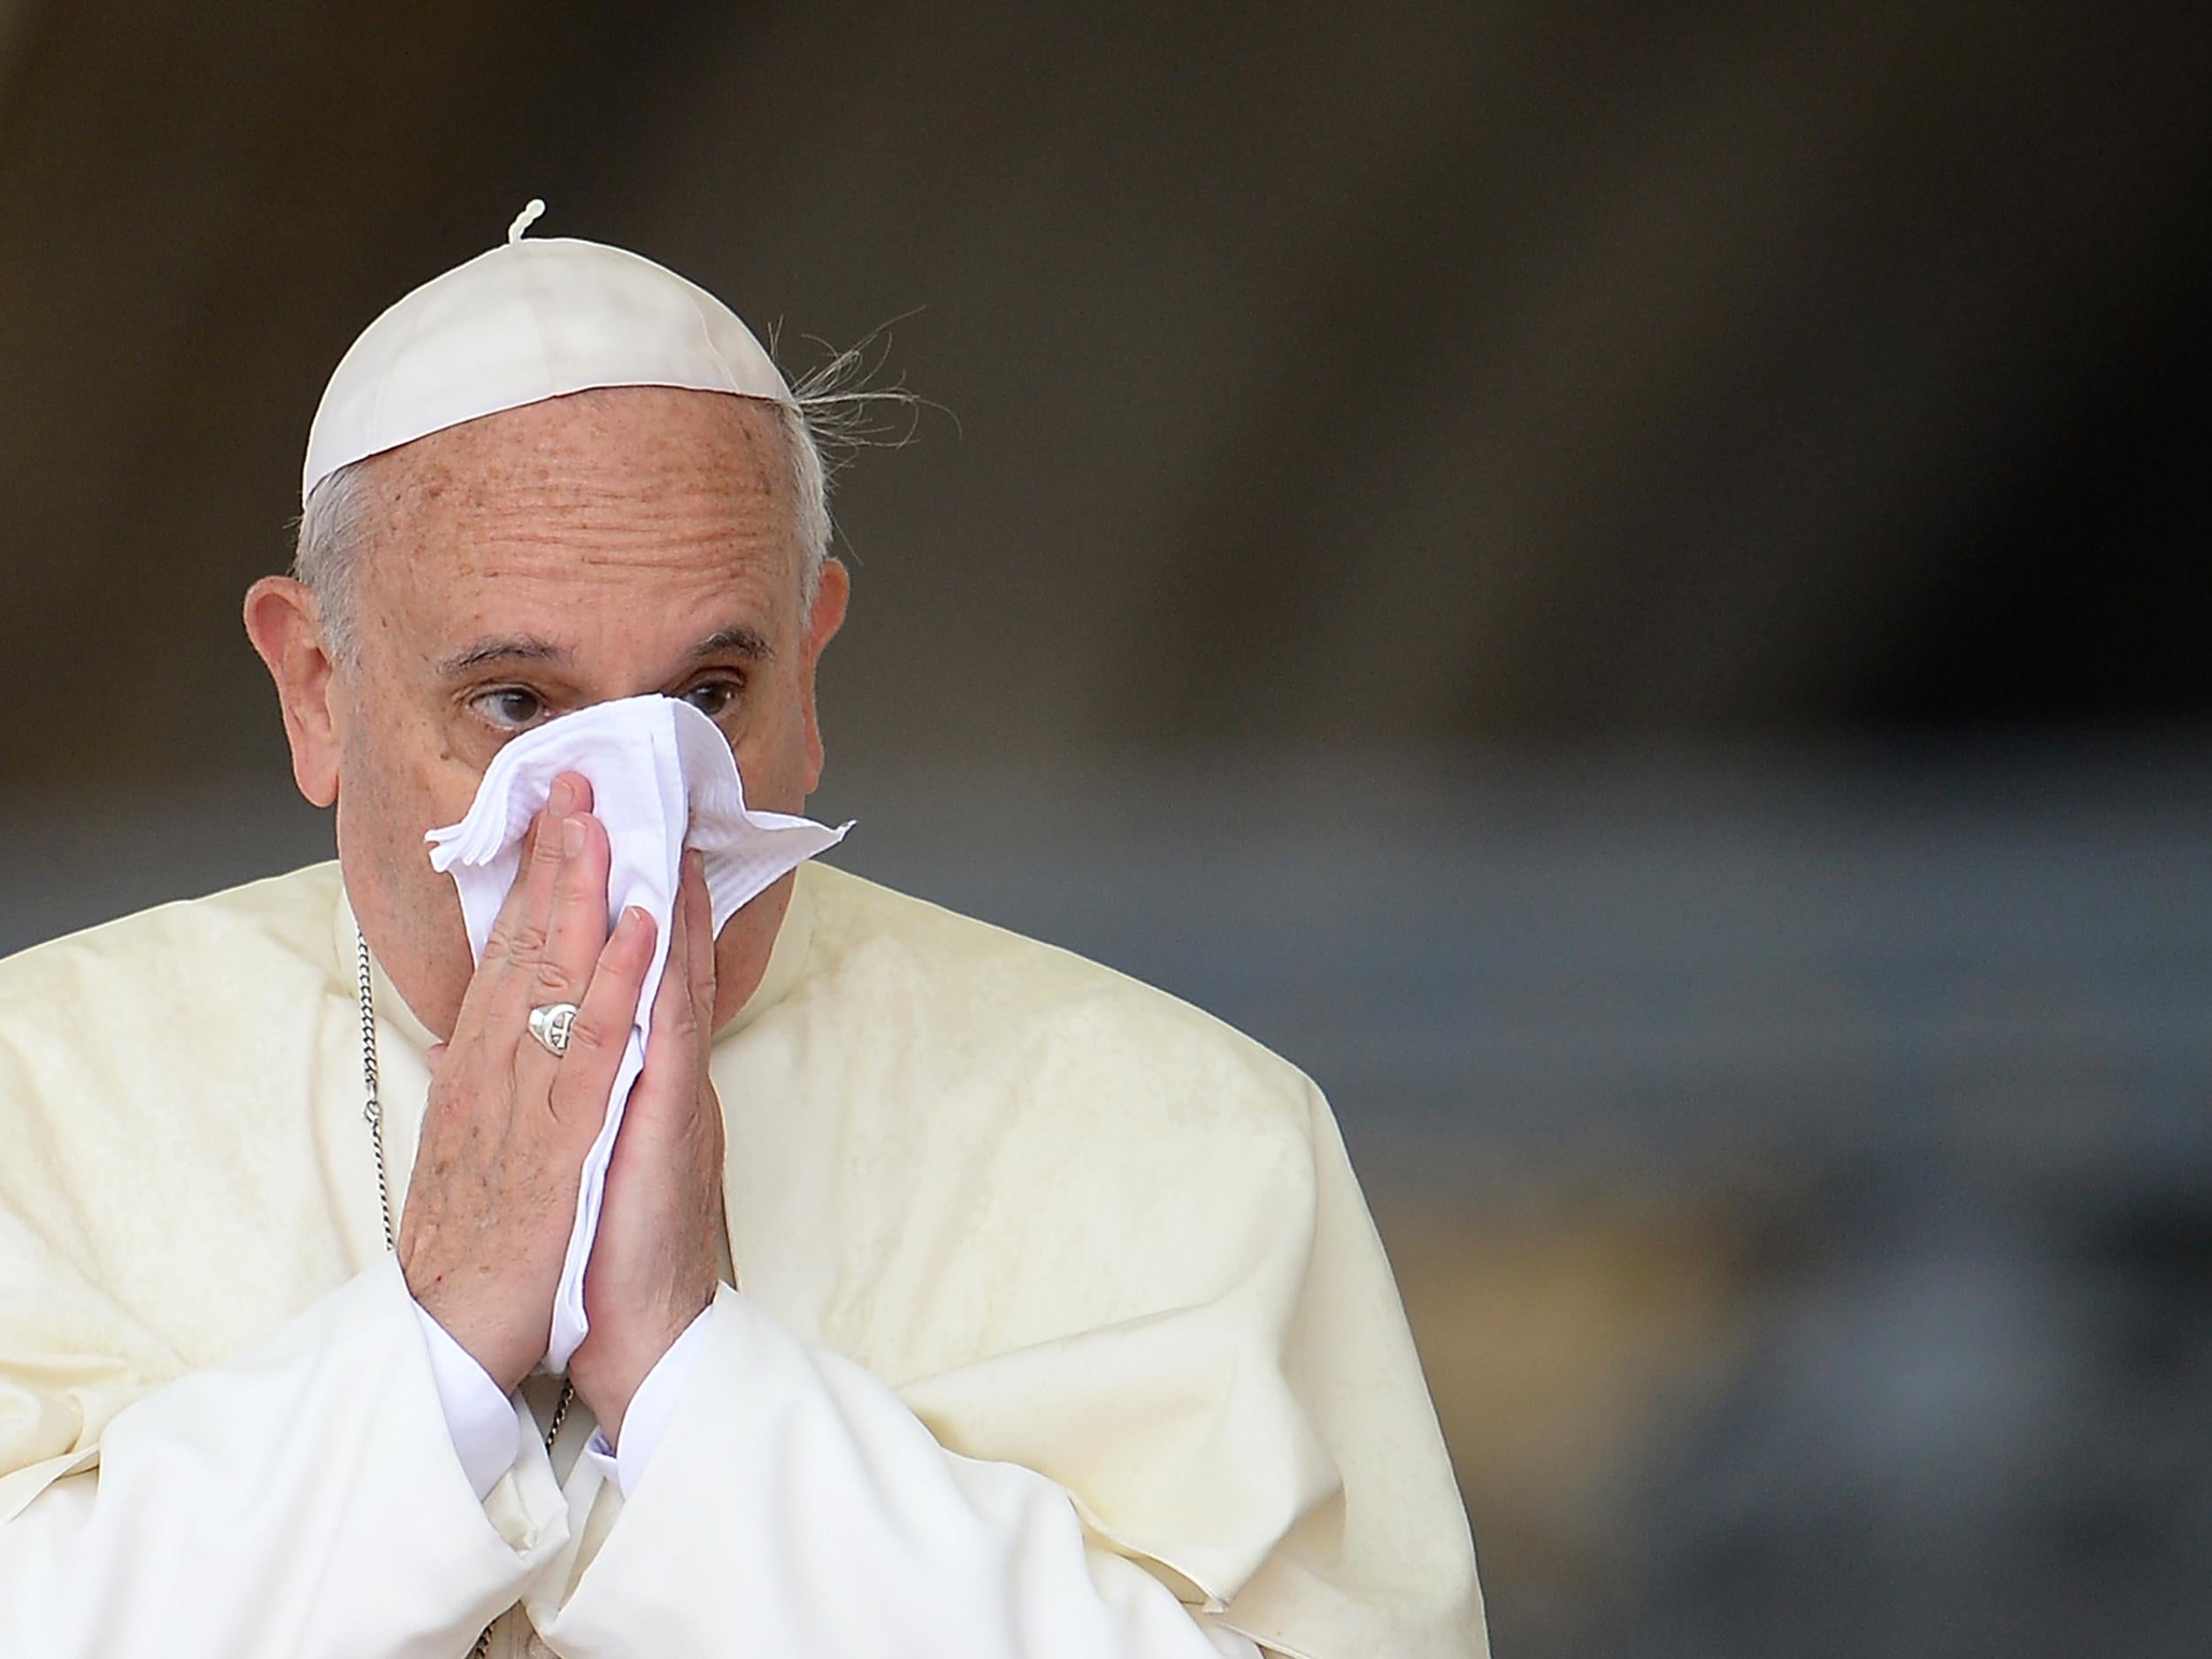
top-left (426, 695), bottom-right (849, 1370)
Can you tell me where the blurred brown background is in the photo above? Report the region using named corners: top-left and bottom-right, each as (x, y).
top-left (4, 4), bottom-right (2210, 1655)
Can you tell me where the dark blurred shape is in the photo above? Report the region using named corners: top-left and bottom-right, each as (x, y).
top-left (2, 0), bottom-right (2210, 780)
top-left (1628, 1165), bottom-right (2212, 1659)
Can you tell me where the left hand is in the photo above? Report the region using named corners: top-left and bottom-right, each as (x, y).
top-left (569, 849), bottom-right (728, 1443)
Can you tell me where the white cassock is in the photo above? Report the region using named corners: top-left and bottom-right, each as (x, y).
top-left (0, 860), bottom-right (1486, 1657)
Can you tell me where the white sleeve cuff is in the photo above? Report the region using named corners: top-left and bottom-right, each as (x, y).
top-left (580, 1303), bottom-right (714, 1498)
top-left (411, 1300), bottom-right (521, 1501)
top-left (538, 1284), bottom-right (1248, 1657)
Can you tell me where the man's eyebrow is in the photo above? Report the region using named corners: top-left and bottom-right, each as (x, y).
top-left (693, 625), bottom-right (772, 663)
top-left (435, 636), bottom-right (570, 677)
top-left (432, 626), bottom-right (769, 679)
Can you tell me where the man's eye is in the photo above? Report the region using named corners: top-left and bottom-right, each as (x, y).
top-left (681, 680), bottom-right (741, 718)
top-left (472, 687), bottom-right (548, 729)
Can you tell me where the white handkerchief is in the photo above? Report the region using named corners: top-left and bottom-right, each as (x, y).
top-left (425, 694), bottom-right (850, 1371)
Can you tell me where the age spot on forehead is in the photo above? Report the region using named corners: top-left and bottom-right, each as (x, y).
top-left (373, 388), bottom-right (793, 547)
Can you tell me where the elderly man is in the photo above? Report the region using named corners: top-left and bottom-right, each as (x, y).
top-left (0, 213), bottom-right (1485, 1657)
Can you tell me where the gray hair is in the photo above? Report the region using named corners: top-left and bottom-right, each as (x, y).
top-left (295, 338), bottom-right (918, 666)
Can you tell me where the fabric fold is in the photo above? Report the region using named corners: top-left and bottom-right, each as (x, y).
top-left (528, 1285), bottom-right (1256, 1658)
top-left (0, 1256), bottom-right (568, 1656)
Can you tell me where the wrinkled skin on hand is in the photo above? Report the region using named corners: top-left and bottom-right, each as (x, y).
top-left (571, 846), bottom-right (726, 1440)
top-left (397, 769), bottom-right (726, 1440)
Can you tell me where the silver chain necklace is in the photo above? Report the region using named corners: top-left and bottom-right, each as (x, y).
top-left (356, 929), bottom-right (570, 1657)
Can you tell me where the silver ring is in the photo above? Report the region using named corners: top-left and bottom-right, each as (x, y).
top-left (527, 1002), bottom-right (580, 1057)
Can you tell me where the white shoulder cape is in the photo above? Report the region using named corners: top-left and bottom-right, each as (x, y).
top-left (0, 861), bottom-right (1484, 1657)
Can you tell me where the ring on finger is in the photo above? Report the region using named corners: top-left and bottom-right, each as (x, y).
top-left (527, 1001), bottom-right (580, 1058)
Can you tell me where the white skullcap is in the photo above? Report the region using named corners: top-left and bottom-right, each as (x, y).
top-left (302, 200), bottom-right (793, 504)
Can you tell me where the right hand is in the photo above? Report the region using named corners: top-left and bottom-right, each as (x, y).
top-left (398, 771), bottom-right (652, 1393)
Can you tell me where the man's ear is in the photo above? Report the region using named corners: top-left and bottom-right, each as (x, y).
top-left (798, 557), bottom-right (849, 795)
top-left (244, 576), bottom-right (342, 808)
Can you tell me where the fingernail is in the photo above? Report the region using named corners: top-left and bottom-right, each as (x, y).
top-left (618, 904), bottom-right (649, 937)
top-left (562, 818), bottom-right (584, 856)
top-left (549, 777), bottom-right (575, 816)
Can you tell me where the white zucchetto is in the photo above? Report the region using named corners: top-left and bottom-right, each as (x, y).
top-left (302, 200), bottom-right (792, 504)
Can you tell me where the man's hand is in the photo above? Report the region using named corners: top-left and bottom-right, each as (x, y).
top-left (398, 772), bottom-right (654, 1394)
top-left (570, 849), bottom-right (727, 1444)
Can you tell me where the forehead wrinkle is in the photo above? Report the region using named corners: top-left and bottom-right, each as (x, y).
top-left (388, 393), bottom-right (785, 521)
top-left (454, 463), bottom-right (776, 520)
top-left (449, 551), bottom-right (787, 625)
top-left (423, 491), bottom-right (780, 557)
top-left (418, 559), bottom-right (783, 687)
top-left (355, 388), bottom-right (805, 627)
top-left (406, 479), bottom-right (792, 587)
